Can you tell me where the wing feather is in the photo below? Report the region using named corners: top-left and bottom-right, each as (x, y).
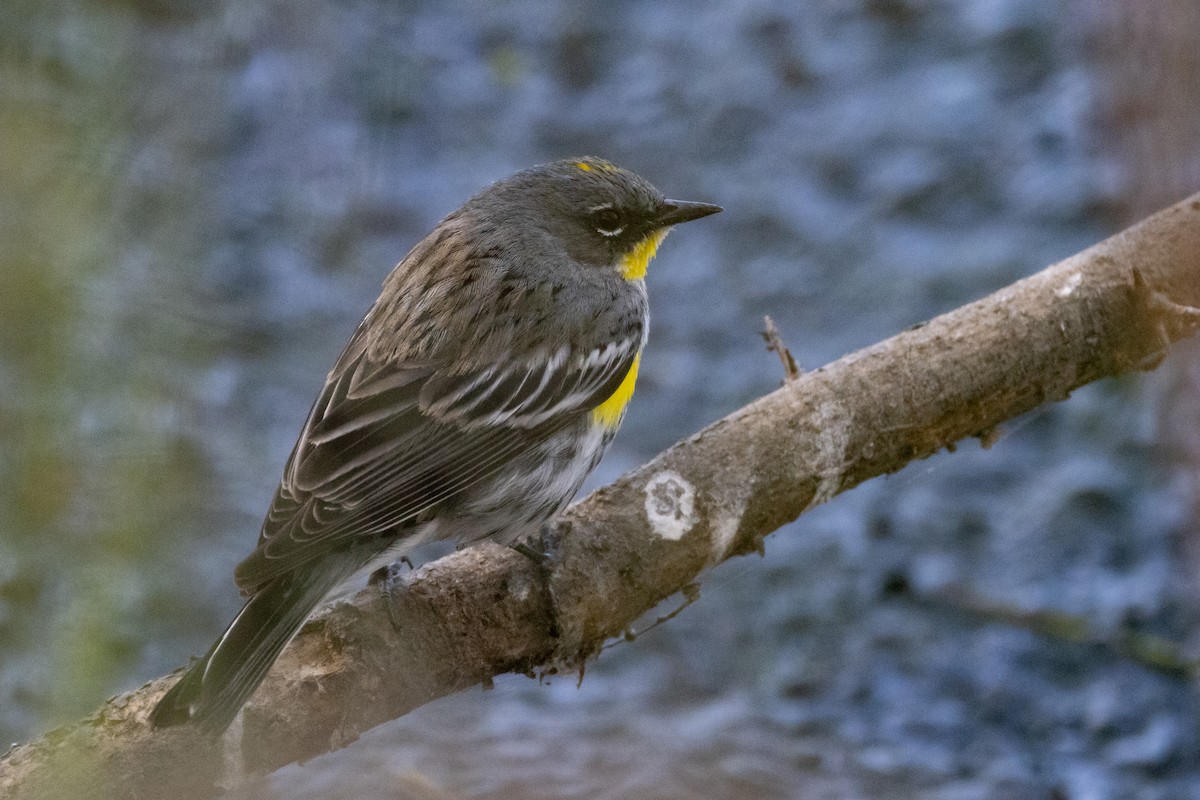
top-left (234, 323), bottom-right (640, 592)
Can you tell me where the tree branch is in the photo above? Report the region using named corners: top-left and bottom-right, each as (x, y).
top-left (4, 194), bottom-right (1200, 799)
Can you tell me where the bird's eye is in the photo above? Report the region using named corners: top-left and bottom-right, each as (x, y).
top-left (591, 206), bottom-right (625, 237)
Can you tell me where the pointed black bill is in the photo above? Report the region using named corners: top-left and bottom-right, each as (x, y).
top-left (654, 199), bottom-right (723, 227)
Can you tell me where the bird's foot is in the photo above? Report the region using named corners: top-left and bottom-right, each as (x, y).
top-left (510, 526), bottom-right (561, 639)
top-left (372, 560), bottom-right (412, 634)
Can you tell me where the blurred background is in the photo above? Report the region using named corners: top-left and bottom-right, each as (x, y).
top-left (3, 0), bottom-right (1200, 797)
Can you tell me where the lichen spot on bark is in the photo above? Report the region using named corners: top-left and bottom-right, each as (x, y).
top-left (643, 470), bottom-right (696, 541)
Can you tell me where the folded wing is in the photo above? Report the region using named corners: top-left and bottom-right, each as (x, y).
top-left (234, 318), bottom-right (640, 592)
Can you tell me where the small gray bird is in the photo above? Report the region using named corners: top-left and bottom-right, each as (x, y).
top-left (150, 157), bottom-right (720, 734)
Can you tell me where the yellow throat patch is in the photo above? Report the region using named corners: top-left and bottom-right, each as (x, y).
top-left (591, 353), bottom-right (641, 429)
top-left (619, 229), bottom-right (669, 281)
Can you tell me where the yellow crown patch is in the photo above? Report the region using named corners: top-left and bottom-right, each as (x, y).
top-left (575, 159), bottom-right (620, 174)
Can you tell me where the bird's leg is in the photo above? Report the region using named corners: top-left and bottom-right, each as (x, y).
top-left (368, 556), bottom-right (414, 587)
top-left (510, 541), bottom-right (546, 564)
top-left (372, 559), bottom-right (413, 634)
top-left (511, 524), bottom-right (561, 639)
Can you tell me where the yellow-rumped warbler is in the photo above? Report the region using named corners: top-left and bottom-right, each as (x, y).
top-left (149, 157), bottom-right (720, 734)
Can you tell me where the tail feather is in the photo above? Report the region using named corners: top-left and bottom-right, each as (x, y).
top-left (150, 565), bottom-right (350, 735)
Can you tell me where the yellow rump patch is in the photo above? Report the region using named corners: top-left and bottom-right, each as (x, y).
top-left (619, 229), bottom-right (669, 281)
top-left (591, 353), bottom-right (641, 429)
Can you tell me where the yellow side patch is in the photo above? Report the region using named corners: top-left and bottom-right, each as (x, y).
top-left (591, 353), bottom-right (641, 429)
top-left (619, 229), bottom-right (669, 281)
top-left (576, 162), bottom-right (592, 171)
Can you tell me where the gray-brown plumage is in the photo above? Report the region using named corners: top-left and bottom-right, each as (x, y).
top-left (150, 157), bottom-right (720, 734)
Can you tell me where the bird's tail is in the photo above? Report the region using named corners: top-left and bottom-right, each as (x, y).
top-left (149, 565), bottom-right (349, 735)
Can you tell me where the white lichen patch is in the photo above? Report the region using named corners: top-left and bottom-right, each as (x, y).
top-left (644, 470), bottom-right (696, 540)
top-left (1055, 271), bottom-right (1083, 298)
